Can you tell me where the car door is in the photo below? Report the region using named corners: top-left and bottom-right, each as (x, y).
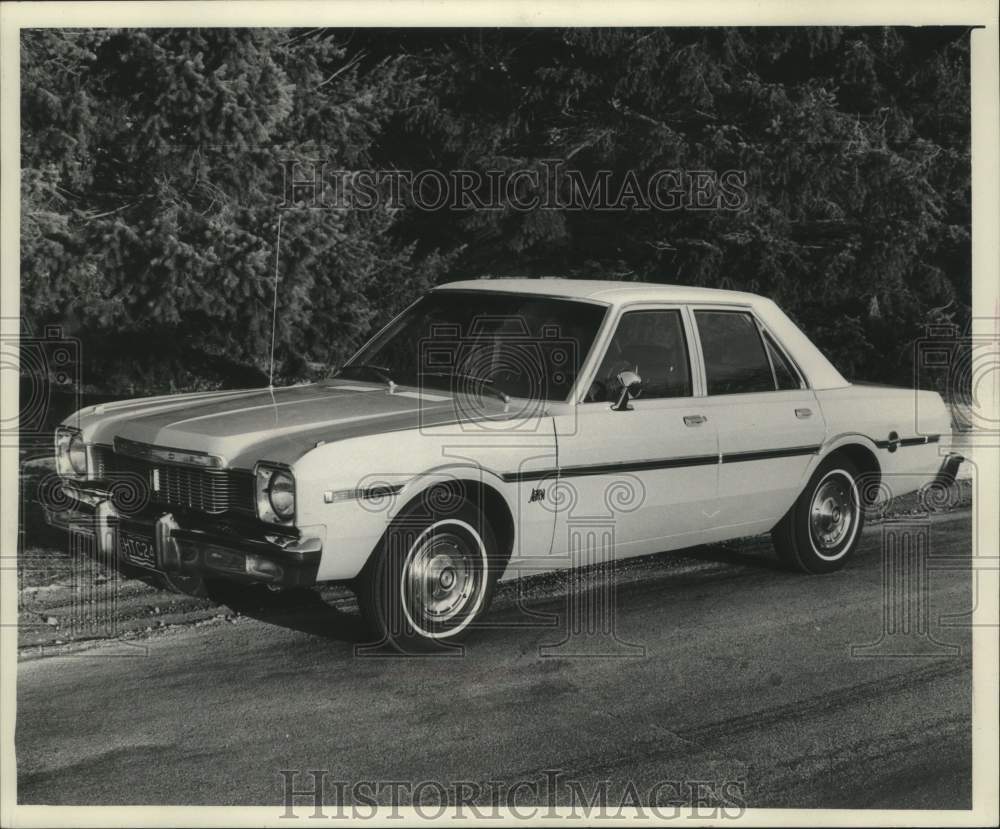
top-left (690, 306), bottom-right (827, 534)
top-left (550, 305), bottom-right (720, 561)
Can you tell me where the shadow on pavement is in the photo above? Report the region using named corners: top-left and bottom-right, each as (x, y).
top-left (683, 542), bottom-right (786, 572)
top-left (206, 582), bottom-right (370, 644)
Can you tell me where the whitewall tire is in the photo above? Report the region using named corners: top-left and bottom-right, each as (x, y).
top-left (771, 457), bottom-right (865, 574)
top-left (356, 496), bottom-right (499, 650)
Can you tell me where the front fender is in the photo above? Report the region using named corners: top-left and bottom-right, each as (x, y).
top-left (291, 426), bottom-right (556, 582)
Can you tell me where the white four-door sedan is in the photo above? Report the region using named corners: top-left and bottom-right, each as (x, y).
top-left (45, 279), bottom-right (962, 648)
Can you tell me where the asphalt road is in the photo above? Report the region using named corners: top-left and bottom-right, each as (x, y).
top-left (16, 510), bottom-right (973, 811)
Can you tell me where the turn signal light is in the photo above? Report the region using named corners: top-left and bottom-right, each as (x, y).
top-left (246, 554), bottom-right (284, 581)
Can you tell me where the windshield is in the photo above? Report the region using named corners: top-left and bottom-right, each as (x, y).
top-left (337, 290), bottom-right (607, 401)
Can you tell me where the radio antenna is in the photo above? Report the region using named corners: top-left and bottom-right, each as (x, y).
top-left (268, 211), bottom-right (283, 390)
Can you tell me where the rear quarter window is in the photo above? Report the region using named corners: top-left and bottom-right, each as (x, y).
top-left (763, 330), bottom-right (802, 390)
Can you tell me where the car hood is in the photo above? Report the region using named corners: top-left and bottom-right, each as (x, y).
top-left (75, 381), bottom-right (513, 468)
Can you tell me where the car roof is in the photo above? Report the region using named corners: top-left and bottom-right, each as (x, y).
top-left (435, 277), bottom-right (761, 306)
top-left (435, 277), bottom-right (850, 389)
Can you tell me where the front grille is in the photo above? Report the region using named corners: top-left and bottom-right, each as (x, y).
top-left (94, 446), bottom-right (255, 516)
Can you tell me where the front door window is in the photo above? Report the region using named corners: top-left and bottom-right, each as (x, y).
top-left (585, 309), bottom-right (692, 403)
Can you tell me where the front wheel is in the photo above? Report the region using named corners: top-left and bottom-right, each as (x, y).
top-left (355, 497), bottom-right (499, 650)
top-left (158, 571), bottom-right (211, 598)
top-left (771, 457), bottom-right (864, 574)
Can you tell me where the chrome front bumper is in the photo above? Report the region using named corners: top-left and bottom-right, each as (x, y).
top-left (44, 483), bottom-right (322, 587)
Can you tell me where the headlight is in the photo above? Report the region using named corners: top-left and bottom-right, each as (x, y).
top-left (55, 427), bottom-right (88, 478)
top-left (255, 463), bottom-right (295, 524)
top-left (68, 433), bottom-right (88, 474)
top-left (268, 470), bottom-right (295, 518)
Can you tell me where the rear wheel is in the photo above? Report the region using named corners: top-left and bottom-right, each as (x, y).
top-left (771, 457), bottom-right (864, 574)
top-left (356, 497), bottom-right (498, 650)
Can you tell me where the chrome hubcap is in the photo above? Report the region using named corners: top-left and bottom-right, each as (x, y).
top-left (403, 531), bottom-right (481, 626)
top-left (809, 473), bottom-right (856, 553)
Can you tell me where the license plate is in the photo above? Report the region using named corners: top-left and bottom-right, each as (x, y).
top-left (120, 531), bottom-right (157, 570)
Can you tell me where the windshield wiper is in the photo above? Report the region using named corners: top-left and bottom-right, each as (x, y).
top-left (341, 362), bottom-right (397, 391)
top-left (422, 372), bottom-right (510, 404)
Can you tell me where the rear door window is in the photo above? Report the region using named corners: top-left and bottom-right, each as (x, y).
top-left (695, 310), bottom-right (774, 395)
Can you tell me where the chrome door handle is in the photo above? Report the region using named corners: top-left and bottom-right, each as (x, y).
top-left (795, 408), bottom-right (813, 419)
top-left (683, 414), bottom-right (707, 426)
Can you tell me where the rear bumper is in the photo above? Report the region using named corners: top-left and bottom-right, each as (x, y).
top-left (43, 483), bottom-right (321, 588)
top-left (933, 453), bottom-right (964, 488)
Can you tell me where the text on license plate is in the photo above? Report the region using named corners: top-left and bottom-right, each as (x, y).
top-left (120, 531), bottom-right (157, 569)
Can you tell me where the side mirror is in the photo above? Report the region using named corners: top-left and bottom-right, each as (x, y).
top-left (611, 370), bottom-right (642, 411)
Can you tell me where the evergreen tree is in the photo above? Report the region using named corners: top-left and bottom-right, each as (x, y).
top-left (365, 26), bottom-right (971, 384)
top-left (21, 28), bottom-right (451, 392)
top-left (21, 27), bottom-right (970, 392)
